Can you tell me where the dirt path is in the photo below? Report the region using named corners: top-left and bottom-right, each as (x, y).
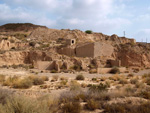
top-left (0, 68), bottom-right (150, 78)
top-left (0, 68), bottom-right (29, 76)
top-left (39, 69), bottom-right (150, 79)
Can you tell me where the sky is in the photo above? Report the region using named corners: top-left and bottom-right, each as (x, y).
top-left (0, 0), bottom-right (150, 42)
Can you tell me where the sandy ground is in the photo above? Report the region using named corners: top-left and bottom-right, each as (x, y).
top-left (39, 69), bottom-right (150, 79)
top-left (1, 68), bottom-right (150, 98)
top-left (0, 68), bottom-right (150, 78)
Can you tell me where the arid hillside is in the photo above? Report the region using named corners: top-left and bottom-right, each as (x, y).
top-left (0, 23), bottom-right (47, 32)
top-left (0, 23), bottom-right (150, 113)
top-left (0, 23), bottom-right (149, 73)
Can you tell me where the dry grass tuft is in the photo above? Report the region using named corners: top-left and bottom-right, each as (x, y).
top-left (62, 102), bottom-right (81, 113)
top-left (13, 77), bottom-right (33, 89)
top-left (51, 75), bottom-right (59, 82)
top-left (85, 99), bottom-right (99, 111)
top-left (0, 74), bottom-right (5, 83)
top-left (40, 75), bottom-right (49, 81)
top-left (3, 76), bottom-right (19, 86)
top-left (70, 80), bottom-right (81, 91)
top-left (28, 75), bottom-right (44, 85)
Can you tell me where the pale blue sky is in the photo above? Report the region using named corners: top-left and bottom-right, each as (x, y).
top-left (0, 0), bottom-right (150, 42)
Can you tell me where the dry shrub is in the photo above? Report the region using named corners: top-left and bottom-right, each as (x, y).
top-left (0, 89), bottom-right (12, 105)
top-left (59, 80), bottom-right (68, 87)
top-left (89, 69), bottom-right (97, 74)
top-left (76, 74), bottom-right (85, 80)
top-left (0, 94), bottom-right (57, 113)
top-left (40, 85), bottom-right (49, 89)
top-left (85, 99), bottom-right (99, 111)
top-left (92, 78), bottom-right (97, 81)
top-left (60, 76), bottom-right (68, 81)
top-left (51, 75), bottom-right (59, 81)
top-left (125, 85), bottom-right (137, 94)
top-left (81, 83), bottom-right (87, 88)
top-left (103, 102), bottom-right (150, 113)
top-left (0, 89), bottom-right (58, 113)
top-left (127, 73), bottom-right (134, 78)
top-left (51, 69), bottom-right (57, 73)
top-left (142, 73), bottom-right (150, 79)
top-left (103, 104), bottom-right (126, 113)
top-left (110, 67), bottom-right (120, 74)
top-left (139, 91), bottom-right (150, 99)
top-left (130, 78), bottom-right (138, 84)
top-left (3, 76), bottom-right (19, 86)
top-left (0, 75), bottom-right (5, 83)
top-left (70, 80), bottom-right (81, 91)
top-left (3, 75), bottom-right (45, 88)
top-left (109, 74), bottom-right (124, 81)
top-left (145, 77), bottom-right (150, 85)
top-left (89, 83), bottom-right (109, 93)
top-left (100, 77), bottom-right (107, 81)
top-left (13, 77), bottom-right (33, 89)
top-left (135, 82), bottom-right (145, 88)
top-left (74, 93), bottom-right (86, 101)
top-left (40, 75), bottom-right (49, 81)
top-left (62, 102), bottom-right (81, 113)
top-left (28, 75), bottom-right (44, 85)
top-left (119, 78), bottom-right (128, 84)
top-left (106, 89), bottom-right (128, 99)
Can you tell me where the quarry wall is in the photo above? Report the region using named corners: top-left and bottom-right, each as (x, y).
top-left (76, 43), bottom-right (94, 57)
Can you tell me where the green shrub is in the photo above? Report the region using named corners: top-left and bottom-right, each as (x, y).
top-left (62, 102), bottom-right (81, 113)
top-left (85, 30), bottom-right (93, 34)
top-left (51, 69), bottom-right (57, 73)
top-left (110, 67), bottom-right (120, 74)
top-left (76, 74), bottom-right (85, 80)
top-left (92, 78), bottom-right (97, 81)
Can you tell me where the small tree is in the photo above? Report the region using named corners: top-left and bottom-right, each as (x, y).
top-left (85, 30), bottom-right (92, 34)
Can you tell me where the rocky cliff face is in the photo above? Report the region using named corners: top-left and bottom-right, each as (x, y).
top-left (0, 51), bottom-right (29, 66)
top-left (117, 43), bottom-right (150, 68)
